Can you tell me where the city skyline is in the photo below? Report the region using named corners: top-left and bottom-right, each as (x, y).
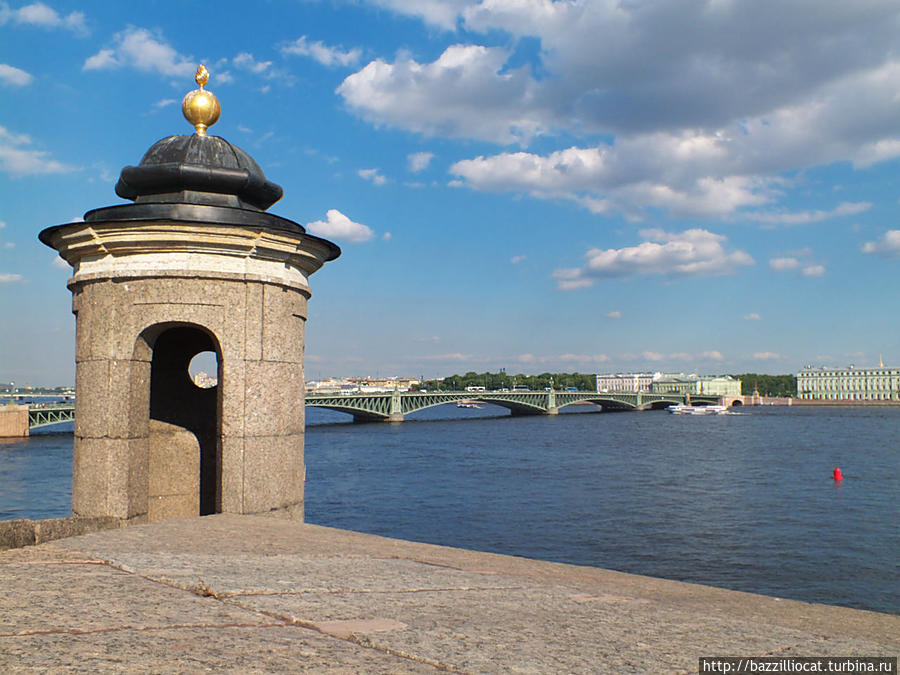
top-left (2, 1), bottom-right (900, 386)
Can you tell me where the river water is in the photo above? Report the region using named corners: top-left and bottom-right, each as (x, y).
top-left (1, 404), bottom-right (897, 614)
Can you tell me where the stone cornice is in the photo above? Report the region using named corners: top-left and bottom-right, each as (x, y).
top-left (43, 220), bottom-right (337, 292)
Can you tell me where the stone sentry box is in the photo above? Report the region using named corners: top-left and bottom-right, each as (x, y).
top-left (39, 67), bottom-right (339, 523)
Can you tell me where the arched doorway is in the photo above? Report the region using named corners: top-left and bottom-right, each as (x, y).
top-left (144, 324), bottom-right (222, 518)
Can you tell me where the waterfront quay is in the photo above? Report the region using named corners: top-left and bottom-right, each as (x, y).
top-left (2, 514), bottom-right (897, 673)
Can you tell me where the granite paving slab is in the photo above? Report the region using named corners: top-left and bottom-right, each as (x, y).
top-left (1, 514), bottom-right (896, 674)
top-left (1, 625), bottom-right (440, 674)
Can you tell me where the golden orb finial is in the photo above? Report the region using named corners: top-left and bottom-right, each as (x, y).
top-left (182, 64), bottom-right (220, 136)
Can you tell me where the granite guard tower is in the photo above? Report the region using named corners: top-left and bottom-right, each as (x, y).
top-left (40, 66), bottom-right (340, 523)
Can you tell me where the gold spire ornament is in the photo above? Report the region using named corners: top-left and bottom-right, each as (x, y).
top-left (182, 65), bottom-right (221, 136)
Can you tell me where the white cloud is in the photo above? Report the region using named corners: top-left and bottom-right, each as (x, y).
top-left (802, 264), bottom-right (826, 277)
top-left (449, 142), bottom-right (774, 220)
top-left (368, 0), bottom-right (471, 30)
top-left (701, 351), bottom-right (724, 361)
top-left (281, 36), bottom-right (360, 68)
top-left (753, 352), bottom-right (782, 360)
top-left (862, 230), bottom-right (900, 256)
top-left (769, 257), bottom-right (801, 271)
top-left (407, 151), bottom-right (434, 173)
top-left (0, 273), bottom-right (23, 283)
top-left (340, 3), bottom-right (900, 220)
top-left (0, 125), bottom-right (73, 176)
top-left (382, 232), bottom-right (392, 241)
top-left (0, 63), bottom-right (33, 86)
top-left (605, 310), bottom-right (622, 319)
top-left (358, 168), bottom-right (387, 186)
top-left (0, 2), bottom-right (87, 35)
top-left (770, 252), bottom-right (825, 276)
top-left (83, 27), bottom-right (193, 77)
top-left (306, 209), bottom-right (374, 243)
top-left (553, 228), bottom-right (753, 290)
top-left (233, 52), bottom-right (272, 74)
top-left (51, 256), bottom-right (69, 269)
top-left (744, 313), bottom-right (761, 321)
top-left (339, 45), bottom-right (550, 145)
top-left (510, 255), bottom-right (525, 264)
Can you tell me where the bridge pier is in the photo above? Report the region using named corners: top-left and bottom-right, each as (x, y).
top-left (545, 407), bottom-right (559, 416)
top-left (0, 405), bottom-right (29, 438)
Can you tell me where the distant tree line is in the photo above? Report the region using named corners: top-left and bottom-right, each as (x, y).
top-left (414, 371), bottom-right (597, 392)
top-left (729, 373), bottom-right (797, 397)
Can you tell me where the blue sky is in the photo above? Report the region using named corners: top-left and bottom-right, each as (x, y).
top-left (2, 0), bottom-right (900, 386)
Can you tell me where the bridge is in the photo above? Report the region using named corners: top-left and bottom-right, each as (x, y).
top-left (9, 390), bottom-right (720, 433)
top-left (304, 390), bottom-right (719, 422)
top-left (28, 404), bottom-right (77, 431)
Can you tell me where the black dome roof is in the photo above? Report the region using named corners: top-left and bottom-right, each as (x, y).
top-left (115, 134), bottom-right (283, 211)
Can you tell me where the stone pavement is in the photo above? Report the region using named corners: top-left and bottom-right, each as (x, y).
top-left (1, 514), bottom-right (896, 673)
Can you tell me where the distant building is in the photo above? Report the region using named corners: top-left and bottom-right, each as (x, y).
top-left (650, 375), bottom-right (742, 397)
top-left (192, 371), bottom-right (217, 389)
top-left (797, 363), bottom-right (900, 401)
top-left (306, 376), bottom-right (421, 394)
top-left (595, 373), bottom-right (658, 393)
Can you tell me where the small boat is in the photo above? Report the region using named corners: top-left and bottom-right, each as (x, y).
top-left (667, 404), bottom-right (728, 415)
top-left (457, 401), bottom-right (483, 409)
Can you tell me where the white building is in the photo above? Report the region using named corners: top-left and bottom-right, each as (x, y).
top-left (595, 373), bottom-right (659, 393)
top-left (797, 363), bottom-right (900, 401)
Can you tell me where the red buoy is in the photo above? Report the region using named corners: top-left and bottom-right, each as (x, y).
top-left (832, 467), bottom-right (843, 481)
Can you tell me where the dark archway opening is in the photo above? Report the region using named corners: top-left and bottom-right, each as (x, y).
top-left (149, 325), bottom-right (221, 515)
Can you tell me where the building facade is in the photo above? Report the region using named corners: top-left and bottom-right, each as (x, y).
top-left (650, 375), bottom-right (742, 397)
top-left (797, 365), bottom-right (900, 401)
top-left (595, 373), bottom-right (657, 393)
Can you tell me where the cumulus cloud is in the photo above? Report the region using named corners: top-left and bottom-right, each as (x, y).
top-left (0, 63), bottom-right (33, 86)
top-left (0, 125), bottom-right (73, 176)
top-left (0, 2), bottom-right (87, 35)
top-left (605, 310), bottom-right (622, 319)
top-left (0, 273), bottom-right (23, 283)
top-left (744, 313), bottom-right (761, 321)
top-left (553, 228), bottom-right (753, 290)
top-left (770, 251), bottom-right (825, 276)
top-left (407, 151), bottom-right (434, 173)
top-left (281, 36), bottom-right (360, 67)
top-left (753, 352), bottom-right (782, 360)
top-left (862, 230), bottom-right (900, 256)
top-left (83, 27), bottom-right (193, 77)
top-left (306, 209), bottom-right (374, 243)
top-left (233, 52), bottom-right (272, 75)
top-left (802, 264), bottom-right (826, 277)
top-left (769, 257), bottom-right (801, 271)
top-left (368, 0), bottom-right (471, 30)
top-left (339, 45), bottom-right (551, 145)
top-left (358, 168), bottom-right (387, 186)
top-left (341, 2), bottom-right (900, 220)
top-left (510, 255), bottom-right (525, 264)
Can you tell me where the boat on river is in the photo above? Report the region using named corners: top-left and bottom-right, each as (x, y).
top-left (667, 403), bottom-right (728, 415)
